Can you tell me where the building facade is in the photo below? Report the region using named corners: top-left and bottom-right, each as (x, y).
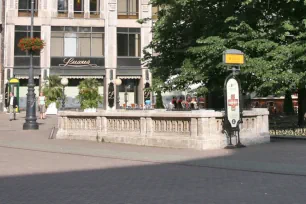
top-left (3, 0), bottom-right (153, 110)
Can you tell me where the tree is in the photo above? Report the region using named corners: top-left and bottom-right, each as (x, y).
top-left (42, 75), bottom-right (63, 108)
top-left (155, 90), bottom-right (164, 109)
top-left (76, 79), bottom-right (103, 109)
top-left (144, 0), bottom-right (306, 122)
top-left (283, 90), bottom-right (294, 114)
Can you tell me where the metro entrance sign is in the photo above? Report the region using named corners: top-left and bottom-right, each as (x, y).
top-left (226, 79), bottom-right (240, 128)
top-left (223, 49), bottom-right (245, 65)
top-left (223, 49), bottom-right (245, 148)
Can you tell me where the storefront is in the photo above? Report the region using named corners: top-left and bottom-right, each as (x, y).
top-left (3, 0), bottom-right (153, 110)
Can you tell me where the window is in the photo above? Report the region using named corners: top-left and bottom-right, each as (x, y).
top-left (18, 0), bottom-right (38, 17)
top-left (74, 0), bottom-right (84, 18)
top-left (14, 26), bottom-right (41, 67)
top-left (118, 0), bottom-right (139, 19)
top-left (51, 26), bottom-right (105, 57)
top-left (117, 28), bottom-right (141, 57)
top-left (90, 0), bottom-right (100, 18)
top-left (58, 0), bottom-right (68, 17)
top-left (268, 102), bottom-right (274, 107)
top-left (152, 6), bottom-right (159, 19)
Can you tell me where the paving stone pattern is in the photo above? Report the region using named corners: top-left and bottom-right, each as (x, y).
top-left (0, 113), bottom-right (306, 204)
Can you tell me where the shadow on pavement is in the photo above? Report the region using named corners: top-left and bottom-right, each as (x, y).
top-left (1, 140), bottom-right (306, 204)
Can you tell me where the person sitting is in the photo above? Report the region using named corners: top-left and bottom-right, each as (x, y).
top-left (177, 97), bottom-right (183, 109)
top-left (190, 97), bottom-right (197, 110)
top-left (172, 97), bottom-right (177, 109)
top-left (145, 99), bottom-right (151, 109)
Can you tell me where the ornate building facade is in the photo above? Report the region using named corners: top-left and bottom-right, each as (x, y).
top-left (2, 0), bottom-right (153, 109)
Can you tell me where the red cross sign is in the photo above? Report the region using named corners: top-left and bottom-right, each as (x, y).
top-left (228, 94), bottom-right (238, 111)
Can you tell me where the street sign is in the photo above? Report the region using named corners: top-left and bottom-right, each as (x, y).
top-left (226, 78), bottom-right (240, 128)
top-left (224, 54), bottom-right (244, 65)
top-left (223, 49), bottom-right (245, 65)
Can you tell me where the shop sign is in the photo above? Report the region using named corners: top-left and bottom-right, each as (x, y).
top-left (59, 58), bottom-right (98, 67)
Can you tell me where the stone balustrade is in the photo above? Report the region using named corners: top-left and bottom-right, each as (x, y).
top-left (56, 108), bottom-right (270, 150)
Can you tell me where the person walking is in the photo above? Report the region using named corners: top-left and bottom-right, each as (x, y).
top-left (9, 92), bottom-right (18, 121)
top-left (38, 92), bottom-right (46, 119)
top-left (172, 97), bottom-right (177, 110)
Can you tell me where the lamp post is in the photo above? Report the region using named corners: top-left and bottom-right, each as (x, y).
top-left (23, 0), bottom-right (38, 130)
top-left (61, 78), bottom-right (68, 110)
top-left (115, 78), bottom-right (122, 109)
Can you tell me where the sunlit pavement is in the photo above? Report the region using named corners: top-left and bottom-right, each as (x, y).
top-left (1, 112), bottom-right (306, 204)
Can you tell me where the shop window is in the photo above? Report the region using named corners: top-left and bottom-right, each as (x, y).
top-left (118, 0), bottom-right (139, 19)
top-left (58, 0), bottom-right (69, 17)
top-left (51, 26), bottom-right (105, 57)
top-left (117, 28), bottom-right (141, 57)
top-left (74, 0), bottom-right (84, 18)
top-left (18, 0), bottom-right (38, 17)
top-left (152, 6), bottom-right (159, 20)
top-left (268, 101), bottom-right (274, 107)
top-left (14, 26), bottom-right (41, 67)
top-left (90, 0), bottom-right (100, 18)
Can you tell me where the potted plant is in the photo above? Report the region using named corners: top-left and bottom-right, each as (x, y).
top-left (17, 37), bottom-right (45, 53)
top-left (77, 79), bottom-right (103, 112)
top-left (43, 75), bottom-right (63, 115)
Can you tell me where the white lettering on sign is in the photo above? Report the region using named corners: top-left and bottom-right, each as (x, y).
top-left (226, 78), bottom-right (240, 128)
top-left (59, 58), bottom-right (98, 67)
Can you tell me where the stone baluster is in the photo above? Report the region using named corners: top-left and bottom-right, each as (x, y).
top-left (140, 117), bottom-right (147, 136)
top-left (190, 118), bottom-right (198, 138)
top-left (146, 118), bottom-right (153, 137)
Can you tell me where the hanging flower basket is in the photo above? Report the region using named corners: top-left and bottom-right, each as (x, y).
top-left (17, 37), bottom-right (45, 53)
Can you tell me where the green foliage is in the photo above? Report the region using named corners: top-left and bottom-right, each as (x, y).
top-left (42, 75), bottom-right (62, 108)
top-left (155, 91), bottom-right (164, 109)
top-left (283, 90), bottom-right (295, 114)
top-left (76, 79), bottom-right (103, 109)
top-left (144, 0), bottom-right (306, 97)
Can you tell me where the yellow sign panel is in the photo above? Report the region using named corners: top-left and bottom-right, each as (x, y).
top-left (9, 78), bottom-right (20, 84)
top-left (225, 54), bottom-right (244, 65)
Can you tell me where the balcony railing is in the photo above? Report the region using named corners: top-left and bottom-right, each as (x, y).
top-left (118, 11), bottom-right (139, 19)
top-left (18, 9), bottom-right (38, 17)
top-left (90, 11), bottom-right (100, 18)
top-left (74, 11), bottom-right (84, 18)
top-left (58, 9), bottom-right (68, 18)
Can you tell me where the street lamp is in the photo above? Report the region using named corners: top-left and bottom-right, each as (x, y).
top-left (61, 78), bottom-right (68, 110)
top-left (23, 0), bottom-right (38, 130)
top-left (115, 78), bottom-right (122, 109)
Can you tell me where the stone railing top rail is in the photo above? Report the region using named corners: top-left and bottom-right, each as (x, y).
top-left (58, 108), bottom-right (269, 118)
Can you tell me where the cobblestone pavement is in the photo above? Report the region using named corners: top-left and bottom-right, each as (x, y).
top-left (1, 112), bottom-right (306, 204)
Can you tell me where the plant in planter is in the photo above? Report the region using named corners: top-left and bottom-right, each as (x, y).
top-left (77, 79), bottom-right (103, 112)
top-left (17, 37), bottom-right (45, 53)
top-left (43, 75), bottom-right (63, 114)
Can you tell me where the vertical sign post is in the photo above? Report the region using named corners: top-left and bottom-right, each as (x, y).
top-left (223, 49), bottom-right (245, 148)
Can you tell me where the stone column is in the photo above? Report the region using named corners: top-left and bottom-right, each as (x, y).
top-left (39, 0), bottom-right (49, 18)
top-left (4, 25), bottom-right (15, 82)
top-left (104, 0), bottom-right (117, 110)
top-left (100, 0), bottom-right (105, 18)
top-left (84, 0), bottom-right (90, 18)
top-left (68, 0), bottom-right (74, 18)
top-left (7, 0), bottom-right (18, 17)
top-left (50, 0), bottom-right (58, 17)
top-left (40, 25), bottom-right (51, 86)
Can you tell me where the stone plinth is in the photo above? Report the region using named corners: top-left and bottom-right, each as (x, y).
top-left (56, 109), bottom-right (270, 150)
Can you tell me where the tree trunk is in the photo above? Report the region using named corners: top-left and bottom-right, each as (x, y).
top-left (283, 90), bottom-right (294, 114)
top-left (298, 87), bottom-right (306, 126)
